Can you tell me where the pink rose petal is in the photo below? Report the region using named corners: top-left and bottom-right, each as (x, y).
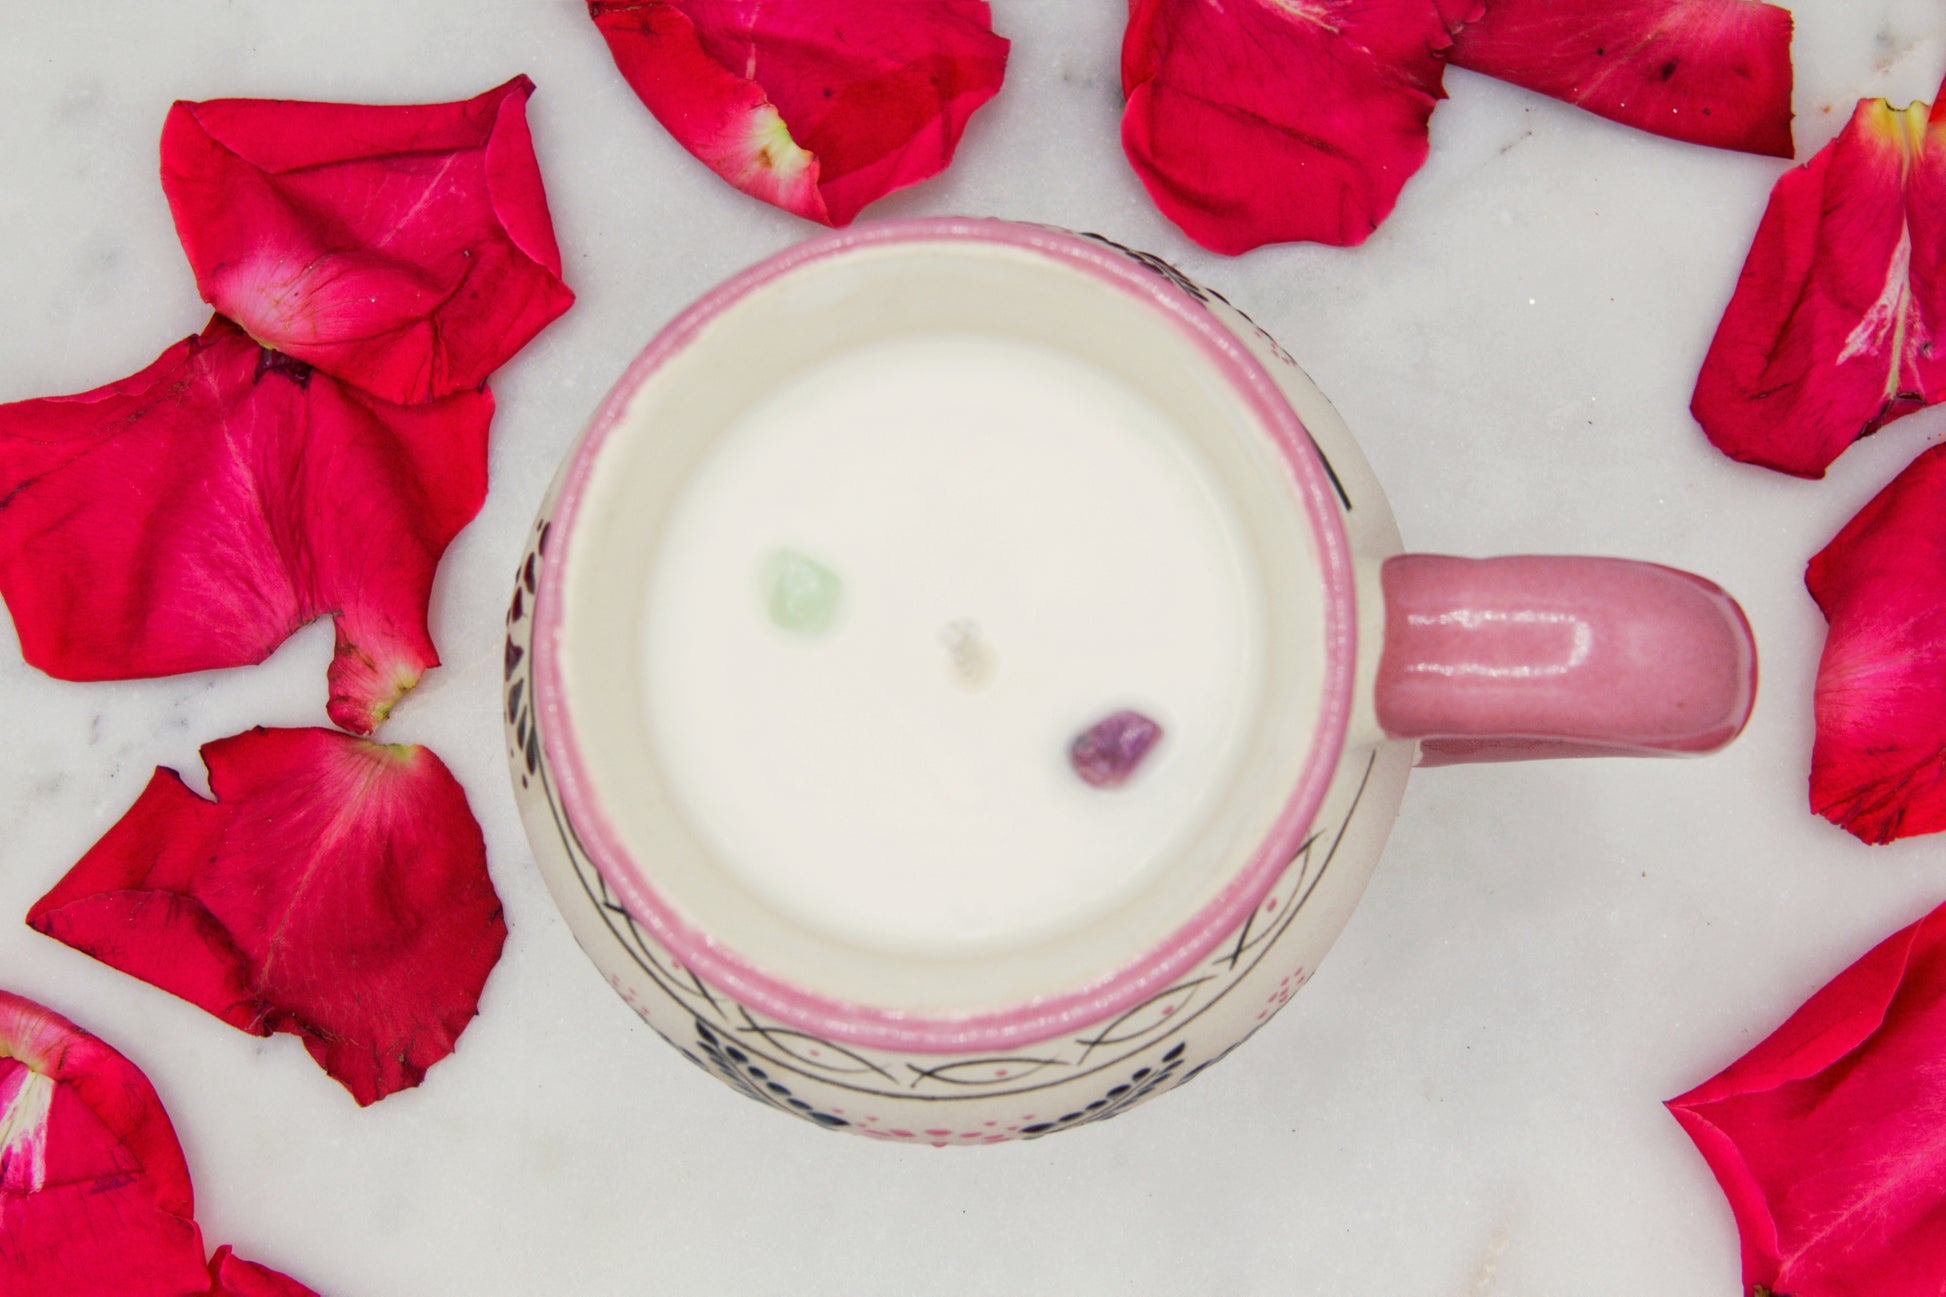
top-left (1448, 0), bottom-right (1794, 158)
top-left (1120, 0), bottom-right (1483, 253)
top-left (161, 76), bottom-right (574, 404)
top-left (0, 990), bottom-right (209, 1297)
top-left (204, 1246), bottom-right (321, 1297)
top-left (1805, 442), bottom-right (1946, 843)
top-left (1668, 898), bottom-right (1946, 1294)
top-left (589, 0), bottom-right (1009, 226)
top-left (28, 727), bottom-right (507, 1106)
top-left (0, 317), bottom-right (490, 734)
top-left (1693, 80), bottom-right (1946, 477)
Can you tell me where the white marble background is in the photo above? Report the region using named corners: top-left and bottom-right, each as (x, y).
top-left (2, 3), bottom-right (1943, 1293)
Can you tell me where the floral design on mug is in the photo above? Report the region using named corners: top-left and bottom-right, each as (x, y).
top-left (1071, 975), bottom-right (1215, 1056)
top-left (505, 520), bottom-right (549, 786)
top-left (689, 1018), bottom-right (850, 1129)
top-left (1071, 229), bottom-right (1217, 306)
top-left (1018, 1042), bottom-right (1188, 1137)
top-left (1071, 229), bottom-right (1352, 513)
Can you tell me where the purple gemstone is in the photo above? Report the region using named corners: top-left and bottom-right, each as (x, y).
top-left (1069, 709), bottom-right (1165, 789)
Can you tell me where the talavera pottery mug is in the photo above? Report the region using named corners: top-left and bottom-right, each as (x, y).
top-left (503, 218), bottom-right (1756, 1144)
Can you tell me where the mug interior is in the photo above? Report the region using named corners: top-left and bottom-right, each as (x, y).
top-left (536, 220), bottom-right (1353, 1049)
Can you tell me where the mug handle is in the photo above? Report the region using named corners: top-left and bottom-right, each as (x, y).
top-left (1373, 555), bottom-right (1757, 766)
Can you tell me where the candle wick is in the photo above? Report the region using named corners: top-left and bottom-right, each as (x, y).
top-left (939, 619), bottom-right (998, 692)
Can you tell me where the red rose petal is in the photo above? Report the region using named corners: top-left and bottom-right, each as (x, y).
top-left (28, 727), bottom-right (507, 1107)
top-left (1667, 898), bottom-right (1946, 1294)
top-left (161, 76), bottom-right (575, 405)
top-left (1803, 443), bottom-right (1946, 843)
top-left (0, 317), bottom-right (490, 734)
top-left (1120, 0), bottom-right (1483, 254)
top-left (1447, 0), bottom-right (1794, 158)
top-left (589, 0), bottom-right (1009, 227)
top-left (1693, 82), bottom-right (1946, 477)
top-left (0, 990), bottom-right (209, 1296)
top-left (205, 1246), bottom-right (320, 1297)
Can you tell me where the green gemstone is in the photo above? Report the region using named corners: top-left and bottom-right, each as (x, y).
top-left (765, 550), bottom-right (841, 634)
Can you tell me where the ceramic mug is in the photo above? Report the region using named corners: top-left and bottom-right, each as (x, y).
top-left (503, 218), bottom-right (1755, 1144)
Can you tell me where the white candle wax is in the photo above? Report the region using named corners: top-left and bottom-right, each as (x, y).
top-left (641, 332), bottom-right (1265, 955)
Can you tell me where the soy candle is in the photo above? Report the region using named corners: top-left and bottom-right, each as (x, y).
top-left (641, 332), bottom-right (1265, 955)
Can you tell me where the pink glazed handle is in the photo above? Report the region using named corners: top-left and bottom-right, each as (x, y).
top-left (1374, 555), bottom-right (1757, 766)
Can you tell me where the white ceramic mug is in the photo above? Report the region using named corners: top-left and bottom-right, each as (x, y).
top-left (504, 218), bottom-right (1755, 1143)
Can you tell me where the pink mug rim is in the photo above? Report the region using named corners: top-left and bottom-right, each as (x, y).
top-left (530, 217), bottom-right (1357, 1054)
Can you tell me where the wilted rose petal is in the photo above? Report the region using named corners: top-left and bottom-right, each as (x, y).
top-left (589, 0), bottom-right (1008, 227)
top-left (0, 318), bottom-right (490, 734)
top-left (1448, 0), bottom-right (1793, 158)
top-left (0, 990), bottom-right (209, 1296)
top-left (1668, 898), bottom-right (1946, 1295)
top-left (28, 727), bottom-right (506, 1107)
top-left (161, 76), bottom-right (574, 405)
top-left (205, 1246), bottom-right (320, 1297)
top-left (1121, 0), bottom-right (1482, 253)
top-left (1804, 443), bottom-right (1946, 843)
top-left (1693, 82), bottom-right (1946, 477)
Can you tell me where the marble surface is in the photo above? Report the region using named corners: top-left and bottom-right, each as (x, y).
top-left (2, 3), bottom-right (1943, 1293)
